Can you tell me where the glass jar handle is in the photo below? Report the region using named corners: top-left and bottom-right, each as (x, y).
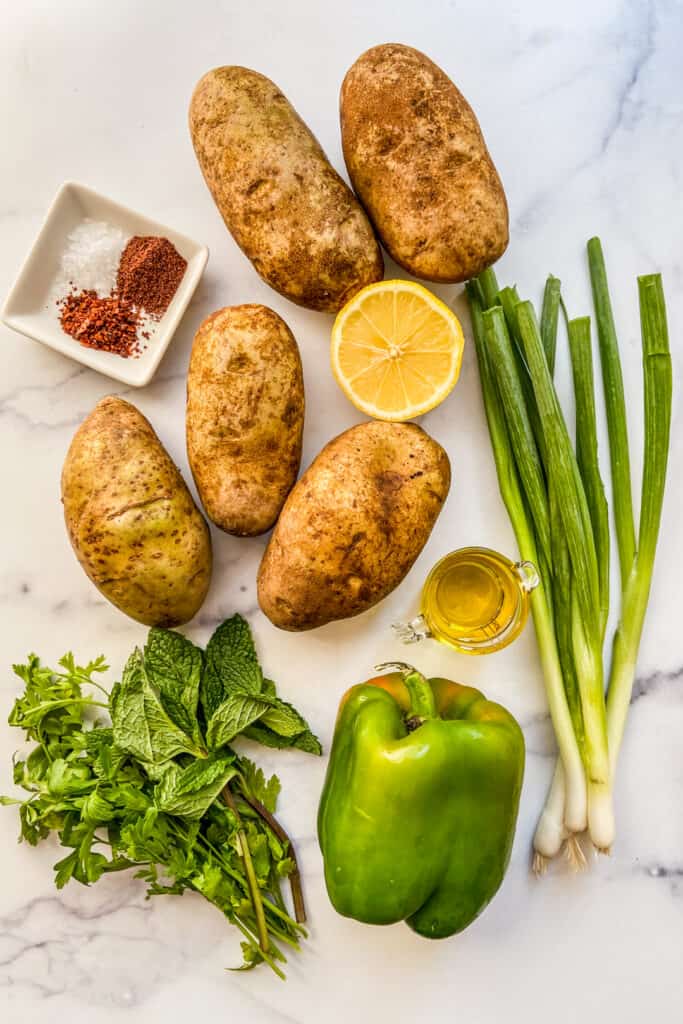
top-left (514, 560), bottom-right (540, 593)
top-left (392, 615), bottom-right (433, 644)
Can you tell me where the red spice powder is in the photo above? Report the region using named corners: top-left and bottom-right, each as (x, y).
top-left (117, 236), bottom-right (187, 317)
top-left (58, 290), bottom-right (142, 357)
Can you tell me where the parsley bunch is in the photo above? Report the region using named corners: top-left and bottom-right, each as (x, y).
top-left (1, 615), bottom-right (321, 979)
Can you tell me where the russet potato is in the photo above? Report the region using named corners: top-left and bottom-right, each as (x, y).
top-left (186, 304), bottom-right (304, 536)
top-left (189, 66), bottom-right (383, 312)
top-left (340, 43), bottom-right (508, 282)
top-left (61, 397), bottom-right (211, 627)
top-left (257, 421), bottom-right (451, 630)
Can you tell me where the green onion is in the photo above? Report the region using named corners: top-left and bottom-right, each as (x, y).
top-left (466, 283), bottom-right (587, 844)
top-left (477, 267), bottom-right (500, 309)
top-left (540, 275), bottom-right (562, 377)
top-left (515, 303), bottom-right (600, 628)
top-left (482, 308), bottom-right (551, 565)
top-left (605, 274), bottom-right (672, 770)
top-left (515, 301), bottom-right (613, 850)
top-left (549, 485), bottom-right (583, 748)
top-left (567, 316), bottom-right (610, 638)
top-left (467, 247), bottom-right (671, 861)
top-left (587, 238), bottom-right (636, 588)
top-left (497, 285), bottom-right (548, 466)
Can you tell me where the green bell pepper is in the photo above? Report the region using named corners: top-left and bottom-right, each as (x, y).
top-left (317, 662), bottom-right (525, 938)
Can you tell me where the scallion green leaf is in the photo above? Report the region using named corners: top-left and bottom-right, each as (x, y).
top-left (567, 316), bottom-right (610, 637)
top-left (540, 275), bottom-right (562, 377)
top-left (482, 307), bottom-right (551, 565)
top-left (588, 238), bottom-right (636, 588)
top-left (606, 274), bottom-right (672, 770)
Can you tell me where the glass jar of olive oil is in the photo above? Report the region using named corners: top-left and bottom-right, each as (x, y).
top-left (394, 547), bottom-right (539, 655)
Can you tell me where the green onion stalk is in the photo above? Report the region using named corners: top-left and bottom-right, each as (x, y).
top-left (510, 299), bottom-right (612, 851)
top-left (466, 281), bottom-right (587, 841)
top-left (465, 241), bottom-right (672, 864)
top-left (605, 272), bottom-right (672, 769)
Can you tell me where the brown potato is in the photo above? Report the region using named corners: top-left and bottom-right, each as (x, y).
top-left (257, 421), bottom-right (450, 630)
top-left (186, 304), bottom-right (304, 536)
top-left (340, 43), bottom-right (508, 282)
top-left (189, 66), bottom-right (383, 312)
top-left (61, 397), bottom-right (212, 627)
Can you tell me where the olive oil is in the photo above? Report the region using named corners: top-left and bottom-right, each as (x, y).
top-left (394, 547), bottom-right (539, 654)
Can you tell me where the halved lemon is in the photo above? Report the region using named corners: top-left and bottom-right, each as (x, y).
top-left (331, 280), bottom-right (464, 421)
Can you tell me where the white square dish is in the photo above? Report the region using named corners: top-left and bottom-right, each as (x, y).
top-left (1, 181), bottom-right (209, 387)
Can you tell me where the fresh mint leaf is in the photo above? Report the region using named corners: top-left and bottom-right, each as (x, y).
top-left (201, 615), bottom-right (263, 718)
top-left (112, 650), bottom-right (201, 765)
top-left (291, 730), bottom-right (323, 756)
top-left (262, 678), bottom-right (277, 697)
top-left (243, 722), bottom-right (322, 756)
top-left (143, 629), bottom-right (203, 745)
top-left (206, 694), bottom-right (271, 749)
top-left (243, 722), bottom-right (295, 750)
top-left (167, 753), bottom-right (236, 797)
top-left (111, 651), bottom-right (153, 762)
top-left (140, 759), bottom-right (176, 782)
top-left (238, 757), bottom-right (281, 813)
top-left (260, 698), bottom-right (310, 739)
top-left (155, 753), bottom-right (237, 819)
top-left (142, 682), bottom-right (203, 762)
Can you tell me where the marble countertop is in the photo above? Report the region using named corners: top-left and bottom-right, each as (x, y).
top-left (1, 1), bottom-right (681, 1021)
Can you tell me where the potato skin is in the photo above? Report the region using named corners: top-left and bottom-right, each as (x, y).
top-left (340, 43), bottom-right (508, 282)
top-left (186, 304), bottom-right (304, 537)
top-left (189, 66), bottom-right (383, 312)
top-left (257, 421), bottom-right (451, 631)
top-left (61, 397), bottom-right (212, 627)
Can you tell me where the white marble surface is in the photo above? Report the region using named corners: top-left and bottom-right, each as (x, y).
top-left (1, 1), bottom-right (681, 1021)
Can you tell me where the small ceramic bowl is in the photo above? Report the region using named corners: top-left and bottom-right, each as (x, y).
top-left (1, 181), bottom-right (209, 387)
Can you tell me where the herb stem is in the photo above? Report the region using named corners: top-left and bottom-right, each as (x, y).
top-left (222, 785), bottom-right (270, 954)
top-left (261, 895), bottom-right (305, 934)
top-left (194, 820), bottom-right (302, 934)
top-left (239, 791), bottom-right (306, 924)
top-left (229, 915), bottom-right (287, 981)
top-left (73, 674), bottom-right (111, 698)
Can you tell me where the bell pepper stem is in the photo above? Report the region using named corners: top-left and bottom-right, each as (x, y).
top-left (375, 662), bottom-right (437, 723)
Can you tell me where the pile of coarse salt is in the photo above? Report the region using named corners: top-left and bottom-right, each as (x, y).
top-left (51, 219), bottom-right (128, 298)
